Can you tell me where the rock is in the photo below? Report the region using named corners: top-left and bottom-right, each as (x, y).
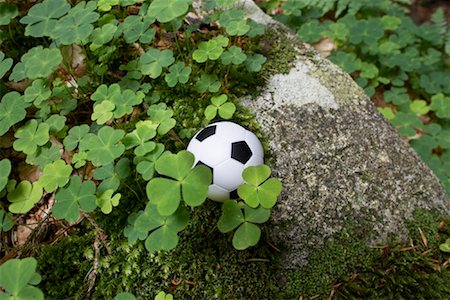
top-left (237, 0), bottom-right (450, 271)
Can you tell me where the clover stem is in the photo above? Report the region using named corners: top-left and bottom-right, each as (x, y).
top-left (122, 180), bottom-right (141, 201)
top-left (174, 32), bottom-right (185, 61)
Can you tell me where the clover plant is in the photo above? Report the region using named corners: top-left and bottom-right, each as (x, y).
top-left (440, 238), bottom-right (450, 253)
top-left (265, 0), bottom-right (450, 195)
top-left (0, 0), bottom-right (278, 294)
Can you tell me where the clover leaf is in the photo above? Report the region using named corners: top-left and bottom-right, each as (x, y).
top-left (90, 23), bottom-right (118, 50)
top-left (53, 176), bottom-right (96, 222)
top-left (135, 143), bottom-right (165, 180)
top-left (195, 74), bottom-right (221, 93)
top-left (7, 181), bottom-right (43, 214)
top-left (24, 79), bottom-right (52, 106)
top-left (391, 112), bottom-right (423, 137)
top-left (120, 15), bottom-right (156, 44)
top-left (0, 3), bottom-right (18, 26)
top-left (52, 1), bottom-right (99, 45)
top-left (111, 89), bottom-right (144, 118)
top-left (92, 100), bottom-right (115, 124)
top-left (164, 62), bottom-right (192, 87)
top-left (0, 209), bottom-right (14, 232)
top-left (383, 87), bottom-right (410, 105)
top-left (96, 189), bottom-right (121, 214)
top-left (245, 54), bottom-right (266, 72)
top-left (38, 159), bottom-right (72, 193)
top-left (115, 292), bottom-right (137, 300)
top-left (192, 36), bottom-right (229, 63)
top-left (45, 114), bottom-right (66, 135)
top-left (246, 20), bottom-right (265, 37)
top-left (20, 0), bottom-right (70, 37)
top-left (410, 100), bottom-right (430, 115)
top-left (0, 159), bottom-right (11, 192)
top-left (17, 46), bottom-right (63, 80)
top-left (440, 238), bottom-right (450, 253)
top-left (221, 46), bottom-right (247, 65)
top-left (330, 51), bottom-right (361, 73)
top-left (430, 93), bottom-right (450, 119)
top-left (72, 152), bottom-right (88, 169)
top-left (0, 92), bottom-right (29, 136)
top-left (204, 94), bottom-right (236, 120)
top-left (349, 19), bottom-right (384, 45)
top-left (217, 201), bottom-right (270, 250)
top-left (238, 165), bottom-right (282, 209)
top-left (147, 0), bottom-right (189, 23)
top-left (63, 124), bottom-right (90, 151)
top-left (297, 20), bottom-right (323, 43)
top-left (25, 144), bottom-right (61, 170)
top-left (139, 48), bottom-right (175, 79)
top-left (79, 126), bottom-right (125, 166)
top-left (146, 151), bottom-right (211, 216)
top-left (91, 83), bottom-right (121, 104)
top-left (155, 291), bottom-right (173, 300)
top-left (123, 120), bottom-right (157, 156)
top-left (0, 257), bottom-right (44, 300)
top-left (13, 120), bottom-right (50, 155)
top-left (94, 158), bottom-right (130, 193)
top-left (147, 103), bottom-right (176, 135)
top-left (0, 51), bottom-right (13, 78)
top-left (219, 9), bottom-right (249, 36)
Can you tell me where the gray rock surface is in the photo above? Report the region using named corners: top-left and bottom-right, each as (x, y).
top-left (238, 1), bottom-right (450, 269)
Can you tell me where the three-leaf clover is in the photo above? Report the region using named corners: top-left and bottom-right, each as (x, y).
top-left (139, 48), bottom-right (175, 79)
top-left (164, 62), bottom-right (192, 87)
top-left (192, 36), bottom-right (229, 63)
top-left (123, 120), bottom-right (158, 156)
top-left (217, 201), bottom-right (270, 250)
top-left (90, 23), bottom-right (118, 50)
top-left (135, 143), bottom-right (165, 180)
top-left (155, 291), bottom-right (173, 300)
top-left (204, 94), bottom-right (236, 120)
top-left (0, 209), bottom-right (14, 232)
top-left (146, 151), bottom-right (211, 216)
top-left (24, 79), bottom-right (52, 106)
top-left (20, 0), bottom-right (70, 37)
top-left (0, 3), bottom-right (18, 26)
top-left (120, 15), bottom-right (156, 44)
top-left (25, 144), bottom-right (61, 170)
top-left (79, 126), bottom-right (125, 166)
top-left (38, 159), bottom-right (72, 193)
top-left (195, 74), bottom-right (221, 93)
top-left (0, 159), bottom-right (11, 192)
top-left (440, 238), bottom-right (450, 253)
top-left (147, 0), bottom-right (189, 23)
top-left (91, 83), bottom-right (121, 104)
top-left (219, 9), bottom-right (249, 36)
top-left (0, 257), bottom-right (44, 300)
top-left (410, 100), bottom-right (430, 115)
top-left (94, 157), bottom-right (130, 193)
top-left (430, 93), bottom-right (450, 119)
top-left (0, 51), bottom-right (13, 78)
top-left (96, 189), bottom-right (121, 214)
top-left (245, 54), bottom-right (267, 72)
top-left (53, 176), bottom-right (96, 222)
top-left (0, 92), bottom-right (29, 136)
top-left (238, 165), bottom-right (282, 209)
top-left (92, 100), bottom-right (115, 124)
top-left (221, 46), bottom-right (247, 65)
top-left (13, 120), bottom-right (50, 155)
top-left (63, 125), bottom-right (90, 151)
top-left (147, 103), bottom-right (176, 135)
top-left (13, 46), bottom-right (63, 80)
top-left (7, 181), bottom-right (43, 214)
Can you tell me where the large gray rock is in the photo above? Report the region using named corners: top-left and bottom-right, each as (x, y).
top-left (238, 0), bottom-right (450, 269)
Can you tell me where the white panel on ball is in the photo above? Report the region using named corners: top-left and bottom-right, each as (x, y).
top-left (214, 159), bottom-right (246, 191)
top-left (213, 121), bottom-right (246, 142)
top-left (244, 154), bottom-right (264, 169)
top-left (245, 131), bottom-right (264, 158)
top-left (208, 184), bottom-right (230, 201)
top-left (193, 134), bottom-right (230, 167)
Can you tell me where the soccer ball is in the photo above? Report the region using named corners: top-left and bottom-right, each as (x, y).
top-left (187, 121), bottom-right (264, 201)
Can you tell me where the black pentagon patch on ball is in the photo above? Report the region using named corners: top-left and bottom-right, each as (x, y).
top-left (196, 160), bottom-right (213, 178)
top-left (196, 125), bottom-right (216, 141)
top-left (229, 189), bottom-right (239, 199)
top-left (231, 141), bottom-right (252, 164)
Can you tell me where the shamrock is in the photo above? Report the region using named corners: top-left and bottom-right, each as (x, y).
top-left (120, 15), bottom-right (156, 44)
top-left (164, 62), bottom-right (192, 87)
top-left (0, 3), bottom-right (18, 26)
top-left (195, 74), bottom-right (221, 93)
top-left (217, 201), bottom-right (270, 250)
top-left (0, 258), bottom-right (44, 300)
top-left (25, 144), bottom-right (61, 170)
top-left (15, 46), bottom-right (63, 80)
top-left (53, 176), bottom-right (97, 222)
top-left (139, 48), bottom-right (175, 79)
top-left (123, 120), bottom-right (158, 156)
top-left (147, 0), bottom-right (189, 23)
top-left (96, 189), bottom-right (121, 214)
top-left (192, 36), bottom-right (229, 63)
top-left (204, 94), bottom-right (236, 120)
top-left (135, 143), bottom-right (165, 180)
top-left (245, 54), bottom-right (267, 72)
top-left (93, 158), bottom-right (130, 193)
top-left (0, 92), bottom-right (29, 136)
top-left (38, 160), bottom-right (73, 193)
top-left (24, 79), bottom-right (52, 106)
top-left (20, 0), bottom-right (70, 37)
top-left (220, 46), bottom-right (247, 65)
top-left (146, 151), bottom-right (211, 216)
top-left (238, 165), bottom-right (282, 209)
top-left (430, 93), bottom-right (450, 119)
top-left (13, 120), bottom-right (50, 155)
top-left (92, 100), bottom-right (115, 124)
top-left (147, 103), bottom-right (176, 135)
top-left (63, 125), bottom-right (90, 151)
top-left (7, 181), bottom-right (43, 214)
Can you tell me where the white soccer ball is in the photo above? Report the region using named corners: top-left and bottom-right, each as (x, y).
top-left (187, 121), bottom-right (264, 201)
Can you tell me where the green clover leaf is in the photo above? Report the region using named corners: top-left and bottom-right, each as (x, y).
top-left (135, 143), bottom-right (165, 180)
top-left (38, 159), bottom-right (72, 193)
top-left (155, 291), bottom-right (173, 300)
top-left (0, 209), bottom-right (14, 232)
top-left (110, 89), bottom-right (144, 118)
top-left (297, 20), bottom-right (323, 43)
top-left (391, 112), bottom-right (423, 137)
top-left (53, 176), bottom-right (96, 222)
top-left (383, 87), bottom-right (410, 105)
top-left (63, 124), bottom-right (90, 151)
top-left (52, 1), bottom-right (99, 45)
top-left (195, 73), bottom-right (221, 93)
top-left (91, 83), bottom-right (121, 103)
top-left (90, 23), bottom-right (118, 50)
top-left (0, 3), bottom-right (18, 26)
top-left (13, 120), bottom-right (50, 155)
top-left (120, 15), bottom-right (156, 44)
top-left (25, 144), bottom-right (61, 170)
top-left (220, 46), bottom-right (247, 65)
top-left (147, 103), bottom-right (176, 135)
top-left (238, 165), bottom-right (282, 209)
top-left (378, 107), bottom-right (395, 121)
top-left (115, 292), bottom-right (137, 300)
top-left (147, 0), bottom-right (189, 23)
top-left (360, 62), bottom-right (379, 79)
top-left (18, 46), bottom-right (63, 80)
top-left (146, 151), bottom-right (211, 216)
top-left (246, 20), bottom-right (265, 37)
top-left (7, 181), bottom-right (43, 214)
top-left (92, 100), bottom-right (115, 125)
top-left (24, 79), bottom-right (52, 106)
top-left (0, 257), bottom-right (44, 300)
top-left (139, 48), bottom-right (175, 79)
top-left (0, 51), bottom-right (13, 78)
top-left (330, 51), bottom-right (362, 74)
top-left (20, 0), bottom-right (70, 37)
top-left (97, 0), bottom-right (119, 11)
top-left (217, 201), bottom-right (270, 250)
top-left (96, 189), bottom-right (121, 214)
top-left (123, 120), bottom-right (157, 156)
top-left (204, 94), bottom-right (236, 120)
top-left (219, 8), bottom-right (249, 36)
top-left (381, 15), bottom-right (401, 30)
top-left (94, 158), bottom-right (130, 193)
top-left (79, 126), bottom-right (125, 167)
top-left (245, 54), bottom-right (266, 72)
top-left (440, 238), bottom-right (450, 253)
top-left (45, 114), bottom-right (66, 135)
top-left (193, 37), bottom-right (228, 63)
top-left (410, 100), bottom-right (430, 115)
top-left (164, 62), bottom-right (192, 87)
top-left (349, 19), bottom-right (384, 45)
top-left (72, 151), bottom-right (88, 169)
top-left (0, 159), bottom-right (11, 192)
top-left (0, 92), bottom-right (29, 136)
top-left (430, 94), bottom-right (450, 119)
